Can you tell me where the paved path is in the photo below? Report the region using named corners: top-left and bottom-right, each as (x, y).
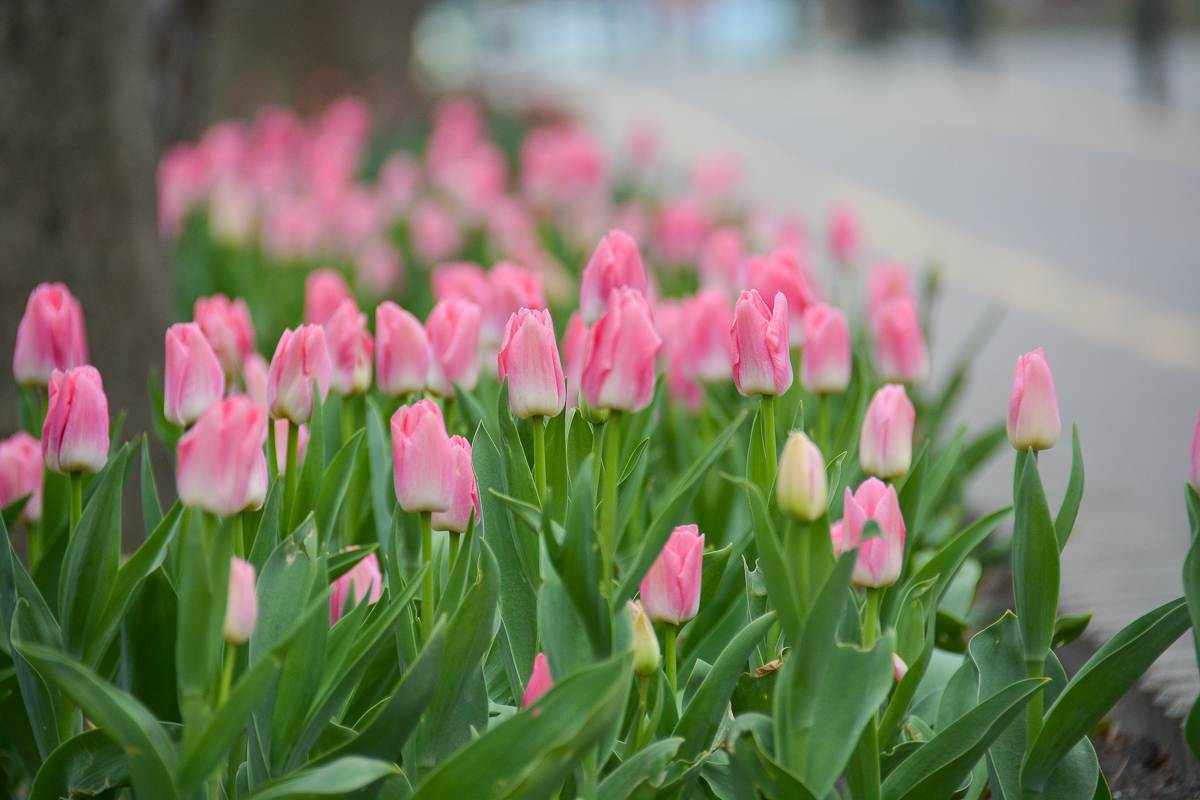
top-left (512, 34), bottom-right (1200, 715)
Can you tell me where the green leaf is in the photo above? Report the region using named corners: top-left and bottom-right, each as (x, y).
top-left (418, 540), bottom-right (501, 765)
top-left (546, 455), bottom-right (609, 657)
top-left (881, 678), bottom-right (1045, 800)
top-left (675, 611), bottom-right (776, 760)
top-left (1022, 597), bottom-right (1192, 794)
top-left (14, 638), bottom-right (178, 799)
top-left (58, 441), bottom-right (136, 657)
top-left (316, 430), bottom-right (365, 546)
top-left (913, 427), bottom-right (965, 536)
top-left (774, 553), bottom-right (896, 797)
top-left (727, 475), bottom-right (804, 642)
top-left (1052, 613), bottom-right (1092, 649)
top-left (616, 410), bottom-right (747, 606)
top-left (365, 397), bottom-right (395, 546)
top-left (175, 510), bottom-right (234, 733)
top-left (9, 600), bottom-right (65, 762)
top-left (544, 411), bottom-right (568, 523)
top-left (29, 728), bottom-right (129, 800)
top-left (598, 737), bottom-right (683, 800)
top-left (1011, 454), bottom-right (1059, 664)
top-left (243, 756), bottom-right (399, 800)
top-left (293, 390), bottom-right (327, 530)
top-left (140, 435), bottom-right (163, 534)
top-left (250, 482), bottom-right (284, 572)
top-left (83, 502), bottom-right (183, 666)
top-left (410, 653), bottom-right (633, 799)
top-left (1186, 486), bottom-right (1200, 759)
top-left (1054, 424), bottom-right (1084, 550)
top-left (498, 383), bottom-right (539, 505)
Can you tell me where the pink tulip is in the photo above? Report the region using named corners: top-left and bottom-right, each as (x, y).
top-left (391, 400), bottom-right (455, 513)
top-left (324, 301), bottom-right (373, 395)
top-left (0, 433), bottom-right (43, 522)
top-left (489, 262), bottom-right (546, 340)
top-left (224, 557), bottom-right (258, 644)
top-left (1007, 348), bottom-right (1061, 451)
top-left (840, 478), bottom-right (906, 588)
top-left (304, 269), bottom-right (354, 326)
top-left (208, 178), bottom-right (256, 246)
top-left (872, 297), bottom-right (928, 383)
top-left (828, 205), bottom-right (860, 263)
top-left (267, 325), bottom-right (332, 424)
top-left (273, 418), bottom-right (309, 474)
top-left (521, 652), bottom-right (554, 708)
top-left (243, 353), bottom-right (269, 407)
top-left (13, 283), bottom-right (88, 386)
top-left (653, 198), bottom-right (711, 265)
top-left (498, 308), bottom-right (566, 419)
top-left (579, 230), bottom-right (648, 324)
top-left (866, 262), bottom-right (915, 322)
top-left (329, 550), bottom-right (384, 625)
top-left (801, 304), bottom-right (851, 395)
top-left (261, 195), bottom-right (324, 262)
top-left (354, 238), bottom-right (403, 297)
top-left (626, 123), bottom-right (659, 171)
top-left (164, 323), bottom-right (225, 427)
top-left (520, 124), bottom-right (607, 208)
top-left (860, 384), bottom-right (916, 479)
top-left (690, 152), bottom-right (741, 203)
top-left (683, 291), bottom-right (734, 383)
top-left (426, 299), bottom-right (482, 394)
top-left (176, 396), bottom-right (268, 516)
top-left (43, 366), bottom-right (108, 475)
top-left (432, 435), bottom-right (479, 534)
top-left (639, 524), bottom-right (704, 625)
top-left (1191, 412), bottom-right (1200, 492)
top-left (580, 288), bottom-right (661, 413)
top-left (194, 294), bottom-right (256, 378)
top-left (699, 227), bottom-right (746, 298)
top-left (377, 152), bottom-right (422, 215)
top-left (892, 653), bottom-right (908, 682)
top-left (411, 200), bottom-right (462, 264)
top-left (375, 302), bottom-right (431, 397)
top-left (432, 262), bottom-right (492, 309)
top-left (730, 290), bottom-right (792, 397)
top-left (746, 247), bottom-right (819, 343)
top-left (657, 302), bottom-right (701, 410)
top-left (561, 312), bottom-right (588, 407)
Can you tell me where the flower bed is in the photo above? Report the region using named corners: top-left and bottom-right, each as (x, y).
top-left (2, 95), bottom-right (1200, 799)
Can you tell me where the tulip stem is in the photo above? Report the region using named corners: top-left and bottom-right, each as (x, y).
top-left (420, 511), bottom-right (434, 643)
top-left (68, 472), bottom-right (83, 538)
top-left (599, 416), bottom-right (621, 598)
top-left (532, 416), bottom-right (547, 507)
top-left (26, 520), bottom-right (39, 570)
top-left (449, 532), bottom-right (461, 573)
top-left (862, 589), bottom-right (881, 650)
top-left (283, 421), bottom-right (300, 531)
top-left (817, 394), bottom-right (831, 454)
top-left (761, 395), bottom-right (777, 488)
top-left (1026, 657), bottom-right (1044, 750)
top-left (663, 625), bottom-right (678, 712)
top-left (217, 644), bottom-right (236, 708)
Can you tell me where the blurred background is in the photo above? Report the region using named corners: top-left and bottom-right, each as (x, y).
top-left (2, 0), bottom-right (1199, 768)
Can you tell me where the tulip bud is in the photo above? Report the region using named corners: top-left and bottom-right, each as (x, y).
top-left (13, 283), bottom-right (89, 386)
top-left (828, 205), bottom-right (860, 263)
top-left (224, 557), bottom-right (258, 644)
top-left (43, 366), bottom-right (109, 475)
top-left (866, 262), bottom-right (914, 322)
top-left (777, 432), bottom-right (827, 521)
top-left (746, 247), bottom-right (819, 342)
top-left (561, 312), bottom-right (588, 407)
top-left (329, 550), bottom-right (384, 624)
top-left (432, 262), bottom-right (492, 308)
top-left (391, 400), bottom-right (455, 513)
top-left (841, 478), bottom-right (906, 588)
top-left (801, 303), bottom-right (851, 394)
top-left (0, 432), bottom-right (43, 522)
top-left (860, 384), bottom-right (916, 480)
top-left (1190, 412), bottom-right (1200, 493)
top-left (411, 200), bottom-right (462, 264)
top-left (324, 301), bottom-right (373, 395)
top-left (164, 323), bottom-right (225, 427)
top-left (273, 418), bottom-right (309, 474)
top-left (426, 299), bottom-right (482, 394)
top-left (176, 396), bottom-right (269, 516)
top-left (489, 262), bottom-right (546, 344)
top-left (628, 601), bottom-right (661, 678)
top-left (194, 294), bottom-right (256, 378)
top-left (432, 435), bottom-right (480, 534)
top-left (580, 287), bottom-right (661, 413)
top-left (374, 302), bottom-right (431, 397)
top-left (730, 290), bottom-right (792, 397)
top-left (521, 652), bottom-right (554, 708)
top-left (579, 229), bottom-right (649, 323)
top-left (1007, 348), bottom-right (1061, 452)
top-left (243, 353), bottom-right (269, 407)
top-left (892, 653), bottom-right (908, 682)
top-left (267, 325), bottom-right (332, 424)
top-left (872, 297), bottom-right (928, 383)
top-left (683, 291), bottom-right (734, 383)
top-left (304, 269), bottom-right (354, 326)
top-left (498, 308), bottom-right (566, 419)
top-left (640, 524), bottom-right (704, 625)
